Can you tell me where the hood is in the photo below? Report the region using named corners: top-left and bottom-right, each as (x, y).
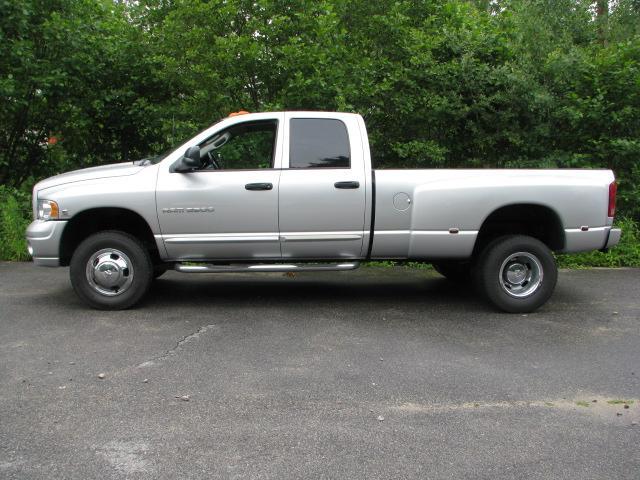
top-left (34, 162), bottom-right (146, 193)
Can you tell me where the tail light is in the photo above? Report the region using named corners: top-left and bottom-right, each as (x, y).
top-left (608, 181), bottom-right (617, 218)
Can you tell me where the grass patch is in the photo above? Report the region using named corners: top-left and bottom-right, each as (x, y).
top-left (606, 399), bottom-right (634, 405)
top-left (575, 401), bottom-right (591, 407)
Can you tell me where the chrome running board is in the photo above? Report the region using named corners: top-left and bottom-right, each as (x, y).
top-left (174, 262), bottom-right (360, 273)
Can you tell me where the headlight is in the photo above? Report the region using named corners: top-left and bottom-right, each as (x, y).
top-left (37, 200), bottom-right (59, 220)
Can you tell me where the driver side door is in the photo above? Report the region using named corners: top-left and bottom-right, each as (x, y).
top-left (156, 114), bottom-right (284, 261)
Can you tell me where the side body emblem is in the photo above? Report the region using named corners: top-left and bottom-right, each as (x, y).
top-left (162, 207), bottom-right (215, 214)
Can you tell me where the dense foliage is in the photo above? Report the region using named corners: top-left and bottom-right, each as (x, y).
top-left (0, 185), bottom-right (31, 261)
top-left (1, 0), bottom-right (639, 252)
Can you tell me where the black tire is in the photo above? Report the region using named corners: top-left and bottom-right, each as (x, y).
top-left (70, 231), bottom-right (153, 310)
top-left (475, 235), bottom-right (557, 313)
top-left (433, 261), bottom-right (471, 283)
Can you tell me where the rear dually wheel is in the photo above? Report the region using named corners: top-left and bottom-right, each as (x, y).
top-left (475, 235), bottom-right (557, 313)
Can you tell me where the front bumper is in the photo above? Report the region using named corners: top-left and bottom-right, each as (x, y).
top-left (26, 220), bottom-right (68, 267)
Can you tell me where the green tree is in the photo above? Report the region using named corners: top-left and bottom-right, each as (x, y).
top-left (0, 0), bottom-right (169, 186)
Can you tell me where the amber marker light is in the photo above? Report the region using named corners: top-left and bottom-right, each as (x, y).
top-left (37, 200), bottom-right (60, 220)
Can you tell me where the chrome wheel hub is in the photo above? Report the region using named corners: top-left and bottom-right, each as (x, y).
top-left (499, 252), bottom-right (543, 298)
top-left (86, 249), bottom-right (134, 296)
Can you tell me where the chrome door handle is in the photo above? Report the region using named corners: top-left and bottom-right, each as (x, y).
top-left (245, 183), bottom-right (273, 191)
top-left (334, 181), bottom-right (360, 189)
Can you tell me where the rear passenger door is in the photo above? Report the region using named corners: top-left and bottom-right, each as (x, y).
top-left (278, 114), bottom-right (367, 259)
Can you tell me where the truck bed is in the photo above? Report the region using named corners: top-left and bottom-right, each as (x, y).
top-left (371, 169), bottom-right (615, 259)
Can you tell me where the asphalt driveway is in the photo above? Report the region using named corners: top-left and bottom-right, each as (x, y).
top-left (0, 262), bottom-right (638, 479)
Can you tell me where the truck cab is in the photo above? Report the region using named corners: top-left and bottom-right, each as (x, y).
top-left (156, 112), bottom-right (371, 261)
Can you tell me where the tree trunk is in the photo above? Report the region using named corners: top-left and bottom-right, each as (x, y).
top-left (596, 0), bottom-right (609, 46)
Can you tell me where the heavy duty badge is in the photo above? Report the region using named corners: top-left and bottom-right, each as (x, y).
top-left (162, 207), bottom-right (215, 214)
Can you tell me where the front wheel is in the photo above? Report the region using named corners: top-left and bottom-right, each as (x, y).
top-left (70, 231), bottom-right (153, 310)
top-left (475, 235), bottom-right (557, 313)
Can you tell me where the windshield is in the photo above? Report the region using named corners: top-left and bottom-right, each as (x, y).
top-left (149, 147), bottom-right (175, 164)
top-left (147, 122), bottom-right (222, 165)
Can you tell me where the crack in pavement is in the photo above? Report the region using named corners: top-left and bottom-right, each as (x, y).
top-left (137, 324), bottom-right (217, 367)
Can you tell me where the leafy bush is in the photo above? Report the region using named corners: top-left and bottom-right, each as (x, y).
top-left (0, 186), bottom-right (32, 261)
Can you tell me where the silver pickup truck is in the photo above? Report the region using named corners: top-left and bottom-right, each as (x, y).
top-left (26, 111), bottom-right (621, 312)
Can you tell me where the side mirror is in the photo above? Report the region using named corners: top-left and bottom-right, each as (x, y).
top-left (171, 146), bottom-right (202, 172)
top-left (182, 146), bottom-right (202, 168)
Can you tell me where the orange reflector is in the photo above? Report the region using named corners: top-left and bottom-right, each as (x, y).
top-left (50, 201), bottom-right (59, 219)
top-left (228, 110), bottom-right (250, 117)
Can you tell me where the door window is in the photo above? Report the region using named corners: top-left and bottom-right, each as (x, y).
top-left (198, 120), bottom-right (277, 170)
top-left (289, 119), bottom-right (350, 168)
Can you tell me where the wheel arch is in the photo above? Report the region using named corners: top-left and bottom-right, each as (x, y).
top-left (473, 203), bottom-right (565, 257)
top-left (60, 207), bottom-right (159, 266)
